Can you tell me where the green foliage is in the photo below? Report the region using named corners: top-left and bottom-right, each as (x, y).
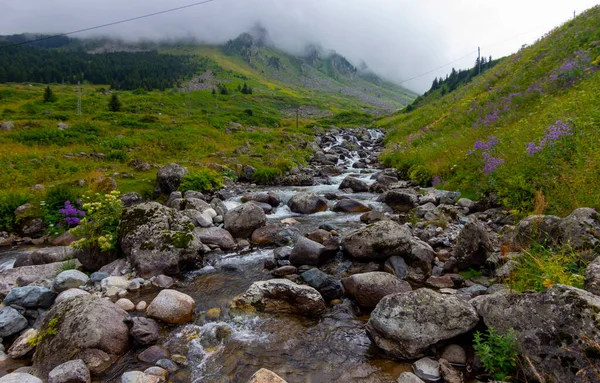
top-left (408, 164), bottom-right (432, 186)
top-left (56, 258), bottom-right (78, 274)
top-left (43, 86), bottom-right (56, 103)
top-left (252, 167), bottom-right (283, 185)
top-left (459, 268), bottom-right (483, 280)
top-left (473, 327), bottom-right (519, 381)
top-left (507, 244), bottom-right (587, 293)
top-left (108, 93), bottom-right (122, 112)
top-left (318, 110), bottom-right (377, 127)
top-left (0, 191), bottom-right (30, 231)
top-left (42, 183), bottom-right (83, 237)
top-left (179, 170), bottom-right (223, 193)
top-left (28, 317), bottom-right (59, 348)
top-left (70, 191), bottom-right (123, 252)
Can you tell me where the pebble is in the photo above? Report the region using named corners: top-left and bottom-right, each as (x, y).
top-left (136, 301), bottom-right (148, 311)
top-left (115, 298), bottom-right (135, 311)
top-left (155, 359), bottom-right (178, 373)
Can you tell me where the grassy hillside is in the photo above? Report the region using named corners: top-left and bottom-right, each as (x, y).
top-left (378, 5), bottom-right (600, 216)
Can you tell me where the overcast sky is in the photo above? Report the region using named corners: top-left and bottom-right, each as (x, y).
top-left (1, 0), bottom-right (598, 92)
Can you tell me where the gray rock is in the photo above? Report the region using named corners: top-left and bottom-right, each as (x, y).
top-left (396, 372), bottom-right (425, 383)
top-left (194, 227), bottom-right (236, 250)
top-left (456, 198), bottom-right (474, 209)
top-left (289, 236), bottom-right (334, 266)
top-left (341, 220), bottom-right (412, 261)
top-left (441, 344), bottom-right (467, 365)
top-left (156, 163), bottom-right (188, 195)
top-left (515, 215), bottom-right (562, 246)
top-left (119, 202), bottom-right (201, 278)
top-left (3, 286), bottom-right (56, 308)
top-left (273, 246), bottom-right (292, 261)
top-left (559, 207), bottom-right (600, 250)
top-left (339, 176), bottom-right (369, 193)
top-left (300, 268), bottom-right (343, 300)
top-left (13, 246), bottom-right (79, 268)
top-left (271, 266), bottom-right (297, 277)
top-left (151, 275), bottom-right (174, 289)
top-left (183, 190), bottom-right (205, 200)
top-left (31, 295), bottom-right (131, 377)
top-left (471, 284), bottom-right (600, 382)
top-left (585, 256), bottom-right (600, 295)
top-left (121, 371), bottom-right (160, 383)
top-left (377, 190), bottom-right (418, 213)
top-left (0, 306), bottom-right (28, 337)
top-left (287, 192), bottom-right (328, 214)
top-left (155, 359), bottom-right (178, 373)
top-left (241, 193), bottom-right (281, 207)
top-left (90, 272), bottom-right (109, 283)
top-left (231, 279), bottom-right (325, 317)
top-left (48, 359), bottom-right (91, 383)
top-left (412, 357), bottom-right (440, 381)
top-left (332, 199), bottom-right (371, 213)
top-left (384, 256), bottom-right (409, 279)
top-left (57, 122), bottom-right (69, 130)
top-left (438, 358), bottom-right (463, 383)
top-left (250, 224), bottom-right (300, 246)
top-left (130, 317), bottom-right (160, 345)
top-left (451, 219), bottom-right (493, 270)
top-left (7, 328), bottom-right (38, 358)
top-left (137, 345), bottom-right (169, 364)
top-left (54, 270), bottom-right (90, 292)
top-left (457, 284), bottom-right (488, 298)
top-left (366, 288), bottom-right (479, 359)
top-left (195, 212), bottom-right (213, 227)
top-left (224, 203), bottom-right (267, 239)
top-left (0, 373), bottom-right (42, 383)
top-left (342, 272), bottom-right (412, 308)
top-left (55, 288), bottom-right (90, 304)
top-left (0, 121), bottom-right (15, 132)
top-left (0, 261), bottom-right (81, 289)
top-left (147, 289), bottom-right (195, 324)
top-left (120, 192), bottom-right (144, 208)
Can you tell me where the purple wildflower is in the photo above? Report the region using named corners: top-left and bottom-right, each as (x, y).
top-left (432, 176), bottom-right (442, 186)
top-left (58, 200), bottom-right (85, 227)
top-left (526, 120), bottom-right (573, 156)
top-left (482, 152), bottom-right (505, 174)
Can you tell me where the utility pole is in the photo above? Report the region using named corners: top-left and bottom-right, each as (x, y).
top-left (478, 47), bottom-right (481, 75)
top-left (77, 81), bottom-right (81, 117)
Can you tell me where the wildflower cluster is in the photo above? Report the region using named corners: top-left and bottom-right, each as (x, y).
top-left (58, 201), bottom-right (85, 227)
top-left (70, 191), bottom-right (122, 252)
top-left (526, 120), bottom-right (573, 156)
top-left (469, 136), bottom-right (504, 175)
top-left (550, 49), bottom-right (593, 88)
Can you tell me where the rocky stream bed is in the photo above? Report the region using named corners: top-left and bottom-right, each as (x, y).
top-left (0, 128), bottom-right (599, 383)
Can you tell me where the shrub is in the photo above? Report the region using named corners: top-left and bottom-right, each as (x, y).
top-left (0, 191), bottom-right (30, 231)
top-left (70, 191), bottom-right (123, 252)
top-left (506, 243), bottom-right (587, 293)
top-left (106, 150), bottom-right (128, 162)
top-left (179, 170), bottom-right (223, 193)
top-left (252, 167), bottom-right (283, 185)
top-left (408, 164), bottom-right (432, 186)
top-left (473, 327), bottom-right (519, 381)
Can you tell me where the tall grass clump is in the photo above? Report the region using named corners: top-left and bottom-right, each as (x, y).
top-left (179, 170), bottom-right (223, 193)
top-left (0, 191), bottom-right (30, 231)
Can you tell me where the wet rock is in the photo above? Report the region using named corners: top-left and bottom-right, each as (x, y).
top-left (13, 246), bottom-right (78, 267)
top-left (231, 279), bottom-right (325, 317)
top-left (248, 201), bottom-right (273, 214)
top-left (287, 192), bottom-right (328, 214)
top-left (366, 288), bottom-right (479, 359)
top-left (271, 266), bottom-right (297, 277)
top-left (274, 246), bottom-right (292, 261)
top-left (119, 202), bottom-right (201, 278)
top-left (55, 288), bottom-right (89, 304)
top-left (585, 256), bottom-right (600, 295)
top-left (341, 220), bottom-right (412, 261)
top-left (450, 219), bottom-right (493, 270)
top-left (0, 306), bottom-right (28, 337)
top-left (377, 190), bottom-right (418, 213)
top-left (305, 229), bottom-right (332, 244)
top-left (441, 344), bottom-right (467, 365)
top-left (300, 268), bottom-right (343, 300)
top-left (147, 289), bottom-right (195, 324)
top-left (144, 367), bottom-right (168, 380)
top-left (224, 203), bottom-right (267, 239)
top-left (250, 224), bottom-right (299, 246)
top-left (7, 328), bottom-right (38, 358)
top-left (121, 371), bottom-right (161, 383)
top-left (241, 193), bottom-right (281, 207)
top-left (0, 373), bottom-right (42, 383)
top-left (289, 236), bottom-right (333, 266)
top-left (332, 199), bottom-right (371, 213)
top-left (194, 227), bottom-right (236, 250)
top-left (515, 215), bottom-right (561, 246)
top-left (54, 270), bottom-right (89, 292)
top-left (384, 256), bottom-right (408, 279)
top-left (3, 286), bottom-right (56, 308)
top-left (48, 359), bottom-right (91, 383)
top-left (339, 176), bottom-right (369, 193)
top-left (412, 357), bottom-right (440, 381)
top-left (360, 211), bottom-right (388, 224)
top-left (156, 163), bottom-right (188, 195)
top-left (138, 345), bottom-right (169, 364)
top-left (155, 359), bottom-right (178, 372)
top-left (559, 207), bottom-right (600, 249)
top-left (471, 284), bottom-right (600, 382)
top-left (247, 368), bottom-right (288, 383)
top-left (396, 372), bottom-right (425, 383)
top-left (438, 358), bottom-right (462, 383)
top-left (342, 272), bottom-right (412, 308)
top-left (31, 295), bottom-right (131, 377)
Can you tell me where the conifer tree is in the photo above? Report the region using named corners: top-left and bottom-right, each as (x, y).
top-left (43, 85), bottom-right (56, 102)
top-left (108, 93), bottom-right (122, 112)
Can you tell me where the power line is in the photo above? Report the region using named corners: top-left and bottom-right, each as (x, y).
top-left (0, 0), bottom-right (219, 50)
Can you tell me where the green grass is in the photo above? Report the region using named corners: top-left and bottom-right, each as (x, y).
top-left (377, 5), bottom-right (600, 216)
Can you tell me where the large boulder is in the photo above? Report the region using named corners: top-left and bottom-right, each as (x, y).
top-left (31, 295), bottom-right (131, 377)
top-left (54, 270), bottom-right (89, 292)
top-left (514, 215), bottom-right (562, 246)
top-left (241, 192), bottom-right (281, 208)
top-left (341, 220), bottom-right (412, 261)
top-left (366, 288), bottom-right (479, 359)
top-left (250, 224), bottom-right (300, 247)
top-left (339, 176), bottom-right (369, 193)
top-left (231, 279), bottom-right (325, 317)
top-left (77, 246), bottom-right (120, 272)
top-left (13, 246), bottom-right (79, 268)
top-left (0, 306), bottom-right (28, 337)
top-left (130, 317), bottom-right (161, 345)
top-left (156, 163), bottom-right (188, 195)
top-left (224, 203), bottom-right (267, 239)
top-left (471, 285), bottom-right (600, 382)
top-left (559, 207), bottom-right (600, 249)
top-left (0, 261), bottom-right (82, 288)
top-left (376, 190), bottom-right (418, 213)
top-left (3, 286), bottom-right (56, 308)
top-left (194, 227), bottom-right (236, 250)
top-left (300, 268), bottom-right (343, 301)
top-left (332, 199), bottom-right (371, 213)
top-left (146, 289), bottom-right (195, 324)
top-left (287, 192), bottom-right (328, 214)
top-left (119, 202), bottom-right (201, 278)
top-left (342, 272), bottom-right (412, 308)
top-left (0, 373), bottom-right (42, 383)
top-left (48, 359), bottom-right (91, 383)
top-left (449, 219), bottom-right (493, 270)
top-left (289, 236), bottom-right (334, 266)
